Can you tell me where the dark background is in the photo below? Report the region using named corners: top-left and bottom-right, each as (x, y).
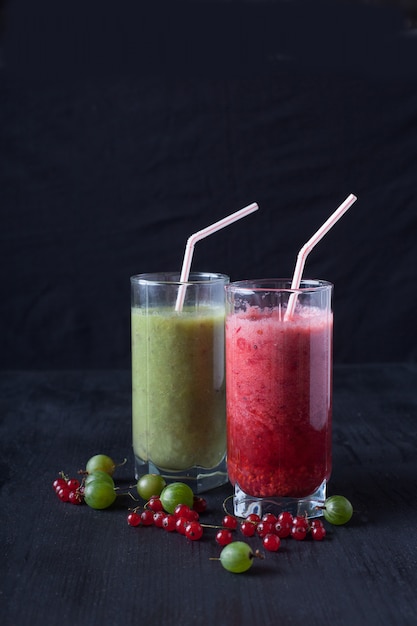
top-left (1, 0), bottom-right (417, 369)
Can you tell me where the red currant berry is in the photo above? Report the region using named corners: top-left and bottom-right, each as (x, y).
top-left (140, 509), bottom-right (155, 526)
top-left (222, 515), bottom-right (238, 530)
top-left (175, 517), bottom-right (188, 535)
top-left (192, 496), bottom-right (207, 513)
top-left (310, 519), bottom-right (324, 529)
top-left (67, 478), bottom-right (80, 491)
top-left (256, 521), bottom-right (275, 538)
top-left (147, 497), bottom-right (164, 512)
top-left (153, 511), bottom-right (165, 528)
top-left (293, 515), bottom-right (309, 531)
top-left (275, 521), bottom-right (292, 538)
top-left (162, 515), bottom-right (177, 532)
top-left (68, 490), bottom-right (83, 505)
top-left (185, 521), bottom-right (203, 541)
top-left (277, 511), bottom-right (293, 526)
top-left (246, 513), bottom-right (261, 526)
top-left (311, 525), bottom-right (327, 541)
top-left (185, 509), bottom-right (199, 522)
top-left (240, 520), bottom-right (256, 537)
top-left (216, 529), bottom-right (233, 546)
top-left (263, 533), bottom-right (281, 552)
top-left (53, 478), bottom-right (67, 492)
top-left (291, 524), bottom-right (307, 541)
top-left (57, 486), bottom-right (70, 502)
top-left (261, 513), bottom-right (277, 525)
top-left (127, 512), bottom-right (141, 527)
top-left (174, 504), bottom-right (191, 519)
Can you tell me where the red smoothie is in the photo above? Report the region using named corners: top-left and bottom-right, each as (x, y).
top-left (226, 305), bottom-right (332, 498)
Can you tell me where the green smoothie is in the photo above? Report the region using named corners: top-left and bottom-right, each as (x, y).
top-left (131, 306), bottom-right (226, 471)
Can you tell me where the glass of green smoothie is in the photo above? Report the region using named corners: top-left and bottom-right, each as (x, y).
top-left (131, 271), bottom-right (229, 493)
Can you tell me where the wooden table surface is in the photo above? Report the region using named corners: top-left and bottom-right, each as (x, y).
top-left (2, 364), bottom-right (417, 626)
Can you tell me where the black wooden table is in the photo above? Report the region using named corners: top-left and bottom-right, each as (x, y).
top-left (2, 364), bottom-right (417, 626)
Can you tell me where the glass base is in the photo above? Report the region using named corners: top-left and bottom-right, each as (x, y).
top-left (233, 479), bottom-right (327, 519)
top-left (134, 454), bottom-right (228, 494)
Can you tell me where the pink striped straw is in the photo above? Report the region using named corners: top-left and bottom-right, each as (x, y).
top-left (284, 193), bottom-right (357, 321)
top-left (175, 202), bottom-right (259, 311)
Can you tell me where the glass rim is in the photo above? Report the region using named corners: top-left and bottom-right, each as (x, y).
top-left (225, 278), bottom-right (333, 294)
top-left (130, 271), bottom-right (229, 286)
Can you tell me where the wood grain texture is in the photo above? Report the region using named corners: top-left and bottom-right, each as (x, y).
top-left (2, 365), bottom-right (417, 626)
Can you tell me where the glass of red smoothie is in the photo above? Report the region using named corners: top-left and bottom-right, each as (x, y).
top-left (225, 279), bottom-right (333, 518)
top-left (131, 272), bottom-right (229, 493)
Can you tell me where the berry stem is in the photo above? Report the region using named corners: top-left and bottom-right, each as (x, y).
top-left (201, 523), bottom-right (230, 530)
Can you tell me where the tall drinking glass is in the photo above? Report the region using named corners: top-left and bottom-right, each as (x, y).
top-left (131, 272), bottom-right (229, 493)
top-left (225, 279), bottom-right (333, 517)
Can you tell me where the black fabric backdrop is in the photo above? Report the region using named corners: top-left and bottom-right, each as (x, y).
top-left (1, 1), bottom-right (417, 369)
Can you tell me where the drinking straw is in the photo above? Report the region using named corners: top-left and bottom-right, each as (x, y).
top-left (175, 202), bottom-right (259, 311)
top-left (284, 193), bottom-right (357, 321)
